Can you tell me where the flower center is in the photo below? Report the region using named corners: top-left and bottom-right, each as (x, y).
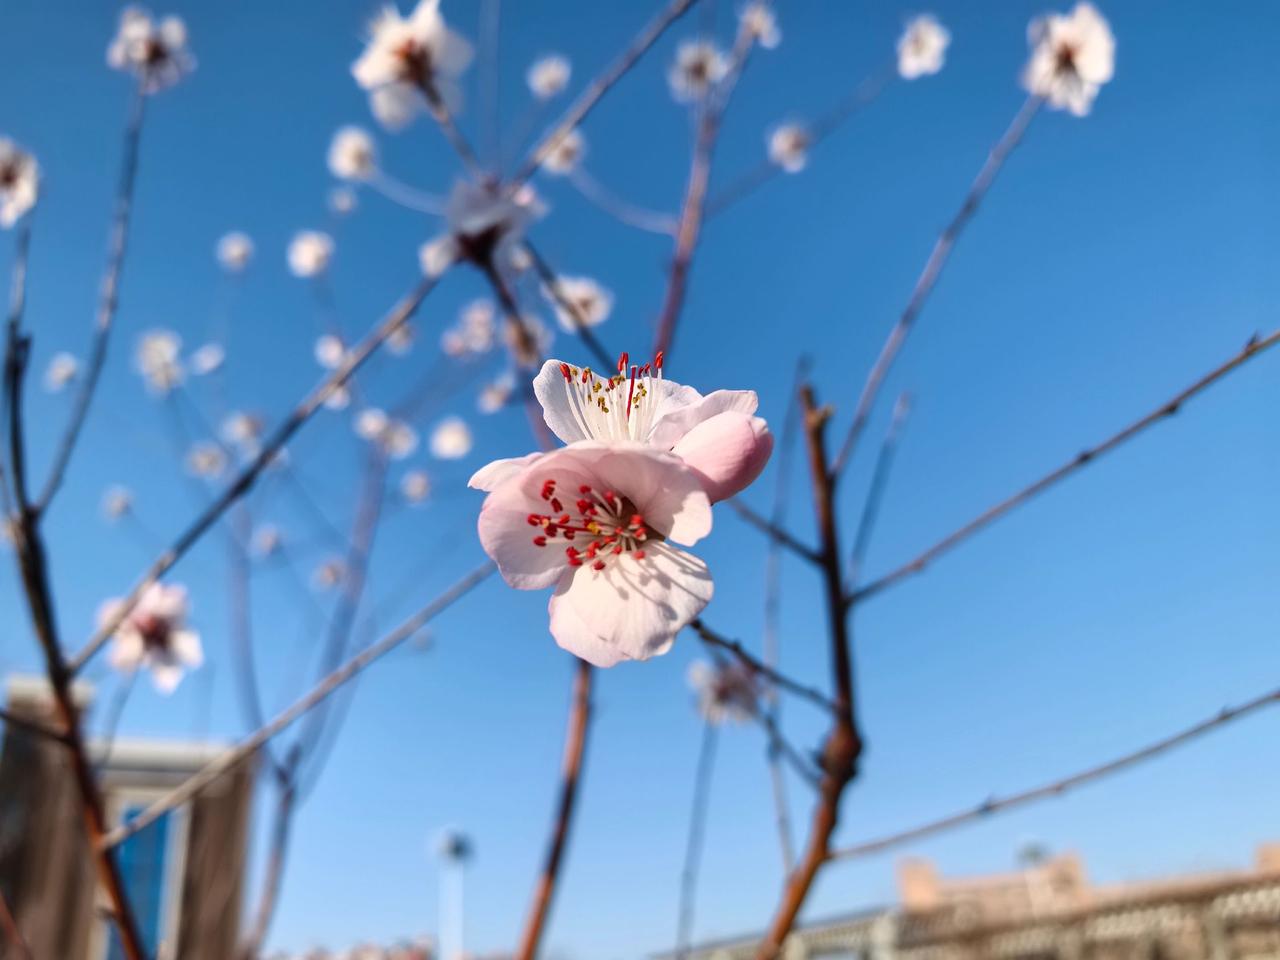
top-left (557, 351), bottom-right (666, 443)
top-left (527, 478), bottom-right (661, 571)
top-left (133, 613), bottom-right (172, 653)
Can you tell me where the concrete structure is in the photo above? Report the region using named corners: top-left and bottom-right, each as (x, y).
top-left (0, 675), bottom-right (256, 960)
top-left (671, 847), bottom-right (1280, 960)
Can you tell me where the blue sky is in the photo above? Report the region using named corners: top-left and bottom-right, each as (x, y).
top-left (1, 0), bottom-right (1278, 957)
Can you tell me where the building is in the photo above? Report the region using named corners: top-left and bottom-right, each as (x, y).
top-left (672, 846), bottom-right (1280, 960)
top-left (0, 675), bottom-right (256, 960)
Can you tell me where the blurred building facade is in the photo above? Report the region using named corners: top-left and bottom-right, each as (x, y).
top-left (672, 846), bottom-right (1280, 960)
top-left (0, 675), bottom-right (255, 960)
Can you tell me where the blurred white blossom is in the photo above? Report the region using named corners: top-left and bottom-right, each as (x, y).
top-left (314, 334), bottom-right (348, 370)
top-left (189, 342), bottom-right (225, 376)
top-left (688, 660), bottom-right (760, 724)
top-left (288, 231), bottom-right (335, 277)
top-left (419, 181), bottom-right (541, 278)
top-left (741, 3), bottom-right (781, 49)
top-left (220, 411), bottom-right (264, 456)
top-left (106, 6), bottom-right (194, 93)
top-left (328, 126), bottom-right (377, 181)
top-left (767, 123), bottom-right (811, 173)
top-left (355, 408), bottom-right (419, 460)
top-left (545, 275), bottom-right (612, 332)
top-left (897, 14), bottom-right (951, 79)
top-left (527, 54), bottom-right (571, 100)
top-left (400, 469), bottom-right (431, 504)
top-left (43, 353), bottom-right (79, 393)
top-left (252, 524), bottom-right (283, 558)
top-left (135, 329), bottom-right (184, 394)
top-left (542, 128), bottom-right (585, 176)
top-left (185, 441), bottom-right (227, 479)
top-left (440, 300), bottom-right (496, 357)
top-left (0, 139), bottom-right (38, 228)
top-left (330, 186), bottom-right (359, 216)
top-left (668, 41), bottom-right (728, 103)
top-left (388, 322), bottom-right (416, 356)
top-left (102, 486), bottom-right (134, 521)
top-left (313, 558), bottom-right (346, 591)
top-left (216, 231), bottom-right (254, 272)
top-left (1023, 2), bottom-right (1115, 116)
top-left (429, 417), bottom-right (472, 459)
top-left (477, 372), bottom-right (514, 414)
top-left (100, 583), bottom-right (203, 694)
top-left (351, 0), bottom-right (474, 130)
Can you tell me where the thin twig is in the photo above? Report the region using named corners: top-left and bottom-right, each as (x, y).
top-left (831, 95), bottom-right (1043, 477)
top-left (100, 561), bottom-right (496, 849)
top-left (0, 223), bottom-right (31, 516)
top-left (829, 684), bottom-right (1280, 862)
top-left (419, 78), bottom-right (485, 178)
top-left (675, 721), bottom-right (718, 959)
top-left (37, 86), bottom-right (147, 513)
top-left (849, 392), bottom-right (911, 581)
top-left (726, 499), bottom-right (820, 565)
top-left (754, 385), bottom-right (861, 959)
top-left (568, 167), bottom-right (678, 235)
top-left (511, 0), bottom-right (706, 187)
top-left (691, 619), bottom-right (835, 714)
top-left (522, 241), bottom-right (615, 370)
top-left (70, 275), bottom-right (440, 675)
top-left (852, 328), bottom-right (1280, 604)
top-left (514, 657), bottom-right (593, 960)
top-left (368, 169), bottom-right (446, 215)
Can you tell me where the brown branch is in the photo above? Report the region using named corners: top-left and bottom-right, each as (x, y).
top-left (37, 86), bottom-right (147, 513)
top-left (829, 684), bottom-right (1280, 862)
top-left (69, 275), bottom-right (440, 674)
top-left (849, 392), bottom-right (911, 581)
top-left (0, 884), bottom-right (31, 960)
top-left (852, 328), bottom-right (1280, 604)
top-left (0, 704), bottom-right (68, 744)
top-left (514, 657), bottom-right (593, 960)
top-left (237, 755), bottom-right (300, 960)
top-left (100, 561), bottom-right (496, 849)
top-left (691, 619), bottom-right (836, 714)
top-left (418, 78), bottom-right (485, 178)
top-left (754, 385), bottom-right (861, 959)
top-left (511, 0), bottom-right (706, 188)
top-left (5, 300), bottom-right (147, 960)
top-left (831, 95), bottom-right (1043, 477)
top-left (726, 499), bottom-right (820, 565)
top-left (522, 242), bottom-right (615, 370)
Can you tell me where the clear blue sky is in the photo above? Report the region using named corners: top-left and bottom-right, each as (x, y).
top-left (1, 1), bottom-right (1278, 957)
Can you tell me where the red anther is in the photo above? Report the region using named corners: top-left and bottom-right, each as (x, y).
top-left (603, 490), bottom-right (617, 502)
top-left (655, 350), bottom-right (664, 369)
top-left (527, 514), bottom-right (542, 526)
top-left (568, 556), bottom-right (584, 567)
top-left (532, 536), bottom-right (547, 547)
top-left (633, 550), bottom-right (646, 560)
top-left (617, 351), bottom-right (629, 373)
top-left (630, 514), bottom-right (644, 528)
top-left (581, 368), bottom-right (590, 383)
top-left (563, 530), bottom-right (576, 540)
top-left (612, 544), bottom-right (623, 555)
top-left (565, 546), bottom-right (580, 558)
top-left (550, 498), bottom-right (564, 513)
top-left (576, 498), bottom-right (591, 512)
top-left (592, 560), bottom-right (607, 571)
top-left (544, 525), bottom-right (558, 537)
top-left (560, 362), bottom-right (572, 380)
top-left (586, 543), bottom-right (599, 558)
top-left (558, 514), bottom-right (571, 526)
top-left (579, 484), bottom-right (592, 494)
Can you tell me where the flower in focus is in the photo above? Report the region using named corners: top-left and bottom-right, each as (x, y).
top-left (351, 0), bottom-right (474, 130)
top-left (328, 127), bottom-right (377, 181)
top-left (767, 123), bottom-right (811, 174)
top-left (477, 373), bottom-right (515, 414)
top-left (545, 275), bottom-right (613, 332)
top-left (106, 6), bottom-right (194, 93)
top-left (355, 408), bottom-right (419, 460)
top-left (185, 441), bottom-right (227, 479)
top-left (99, 583), bottom-right (203, 694)
top-left (897, 14), bottom-right (951, 79)
top-left (43, 353), bottom-right (79, 393)
top-left (688, 659), bottom-right (759, 724)
top-left (542, 128), bottom-right (585, 176)
top-left (527, 54), bottom-right (571, 99)
top-left (102, 486), bottom-right (134, 521)
top-left (189, 342), bottom-right (225, 376)
top-left (668, 41), bottom-right (729, 103)
top-left (429, 416), bottom-right (472, 459)
top-left (400, 469), bottom-right (431, 504)
top-left (0, 139), bottom-right (38, 228)
top-left (740, 3), bottom-right (781, 49)
top-left (216, 231), bottom-right (254, 272)
top-left (528, 353), bottom-right (773, 503)
top-left (1022, 2), bottom-right (1115, 116)
top-left (288, 231), bottom-right (335, 277)
top-left (469, 353), bottom-right (772, 666)
top-left (135, 329), bottom-right (184, 394)
top-left (419, 181), bottom-right (543, 278)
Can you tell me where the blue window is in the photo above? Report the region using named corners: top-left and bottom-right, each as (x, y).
top-left (105, 804), bottom-right (171, 960)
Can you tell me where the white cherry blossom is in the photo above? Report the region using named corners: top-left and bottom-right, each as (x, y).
top-left (400, 469), bottom-right (432, 504)
top-left (288, 231), bottom-right (335, 277)
top-left (102, 486), bottom-right (135, 521)
top-left (356, 408), bottom-right (419, 460)
top-left (189, 343), bottom-right (225, 376)
top-left (419, 181), bottom-right (542, 278)
top-left (478, 373), bottom-right (515, 414)
top-left (216, 231), bottom-right (254, 272)
top-left (527, 55), bottom-right (571, 100)
top-left (668, 41), bottom-right (729, 103)
top-left (0, 139), bottom-right (38, 228)
top-left (1023, 2), bottom-right (1115, 116)
top-left (898, 15), bottom-right (950, 79)
top-left (545, 275), bottom-right (613, 332)
top-left (430, 417), bottom-right (472, 459)
top-left (329, 127), bottom-right (377, 181)
top-left (741, 3), bottom-right (781, 49)
top-left (106, 6), bottom-right (194, 92)
top-left (43, 353), bottom-right (79, 393)
top-left (185, 441), bottom-right (227, 479)
top-left (99, 583), bottom-right (203, 694)
top-left (688, 659), bottom-right (760, 724)
top-left (252, 524), bottom-right (283, 558)
top-left (135, 329), bottom-right (184, 394)
top-left (330, 186), bottom-right (359, 216)
top-left (767, 123), bottom-right (811, 174)
top-left (542, 128), bottom-right (585, 175)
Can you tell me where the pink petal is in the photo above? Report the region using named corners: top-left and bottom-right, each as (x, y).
top-left (547, 544), bottom-right (713, 666)
top-left (671, 411), bottom-right (773, 503)
top-left (468, 452), bottom-right (543, 492)
top-left (647, 389), bottom-right (759, 449)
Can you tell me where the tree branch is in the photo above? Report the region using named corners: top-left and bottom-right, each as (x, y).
top-left (691, 619), bottom-right (836, 715)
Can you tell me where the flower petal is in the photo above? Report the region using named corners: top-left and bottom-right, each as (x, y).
top-left (170, 630), bottom-right (204, 669)
top-left (671, 411), bottom-right (774, 502)
top-left (150, 662), bottom-right (185, 695)
top-left (532, 359), bottom-right (593, 444)
top-left (468, 452), bottom-right (543, 492)
top-left (647, 389), bottom-right (759, 449)
top-left (588, 444), bottom-right (712, 546)
top-left (547, 544), bottom-right (713, 667)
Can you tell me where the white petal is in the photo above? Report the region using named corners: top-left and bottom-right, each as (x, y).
top-left (468, 452), bottom-right (543, 492)
top-left (149, 662), bottom-right (185, 695)
top-left (170, 630), bottom-right (203, 669)
top-left (531, 359), bottom-right (593, 444)
top-left (109, 631), bottom-right (145, 671)
top-left (547, 544), bottom-right (713, 666)
top-left (647, 389), bottom-right (760, 449)
top-left (587, 445), bottom-right (712, 546)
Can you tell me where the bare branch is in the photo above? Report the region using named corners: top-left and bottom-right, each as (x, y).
top-left (849, 392), bottom-right (911, 580)
top-left (512, 0), bottom-right (707, 188)
top-left (568, 167), bottom-right (678, 235)
top-left (831, 95), bottom-right (1043, 477)
top-left (101, 561), bottom-right (496, 849)
top-left (522, 242), bottom-right (616, 370)
top-left (70, 275), bottom-right (440, 675)
top-left (726, 499), bottom-right (821, 565)
top-left (515, 657), bottom-right (594, 960)
top-left (691, 620), bottom-right (836, 714)
top-left (829, 684), bottom-right (1280, 862)
top-left (0, 884), bottom-right (31, 960)
top-left (853, 328), bottom-right (1280, 604)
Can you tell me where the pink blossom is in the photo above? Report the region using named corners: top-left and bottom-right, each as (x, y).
top-left (98, 583), bottom-right (203, 694)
